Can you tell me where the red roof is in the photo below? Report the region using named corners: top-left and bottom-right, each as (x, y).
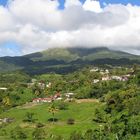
top-left (33, 98), bottom-right (52, 101)
top-left (54, 93), bottom-right (61, 97)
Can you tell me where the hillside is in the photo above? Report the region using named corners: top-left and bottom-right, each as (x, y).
top-left (0, 47), bottom-right (140, 75)
top-left (25, 47), bottom-right (140, 61)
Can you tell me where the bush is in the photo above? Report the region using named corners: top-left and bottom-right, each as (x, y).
top-left (67, 118), bottom-right (75, 125)
top-left (48, 118), bottom-right (58, 122)
top-left (58, 102), bottom-right (68, 110)
top-left (23, 112), bottom-right (37, 123)
top-left (32, 128), bottom-right (46, 140)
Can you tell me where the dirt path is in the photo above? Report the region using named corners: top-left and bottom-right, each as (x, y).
top-left (76, 99), bottom-right (99, 103)
top-left (18, 102), bottom-right (43, 109)
top-left (18, 99), bottom-right (99, 109)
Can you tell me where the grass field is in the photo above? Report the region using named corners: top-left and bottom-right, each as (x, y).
top-left (0, 101), bottom-right (101, 140)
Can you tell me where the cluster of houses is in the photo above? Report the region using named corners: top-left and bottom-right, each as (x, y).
top-left (90, 67), bottom-right (109, 75)
top-left (90, 67), bottom-right (132, 84)
top-left (28, 79), bottom-right (74, 103)
top-left (32, 92), bottom-right (74, 103)
top-left (93, 74), bottom-right (131, 84)
top-left (101, 74), bottom-right (130, 81)
top-left (27, 79), bottom-right (52, 90)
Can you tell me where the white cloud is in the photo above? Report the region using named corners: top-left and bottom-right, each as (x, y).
top-left (83, 0), bottom-right (102, 13)
top-left (65, 0), bottom-right (82, 8)
top-left (0, 0), bottom-right (140, 56)
top-left (0, 6), bottom-right (15, 31)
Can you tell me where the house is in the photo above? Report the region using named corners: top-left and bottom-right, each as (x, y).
top-left (46, 82), bottom-right (52, 88)
top-left (38, 82), bottom-right (46, 89)
top-left (93, 79), bottom-right (100, 84)
top-left (90, 68), bottom-right (99, 72)
top-left (105, 69), bottom-right (109, 74)
top-left (33, 98), bottom-right (52, 103)
top-left (65, 93), bottom-right (74, 98)
top-left (55, 97), bottom-right (63, 101)
top-left (53, 92), bottom-right (62, 100)
top-left (0, 87), bottom-right (7, 91)
top-left (111, 76), bottom-right (122, 81)
top-left (121, 76), bottom-right (128, 81)
top-left (102, 76), bottom-right (111, 81)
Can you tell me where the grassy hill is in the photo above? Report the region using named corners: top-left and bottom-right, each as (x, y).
top-left (0, 101), bottom-right (101, 140)
top-left (0, 47), bottom-right (140, 74)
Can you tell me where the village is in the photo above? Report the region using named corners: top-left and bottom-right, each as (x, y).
top-left (19, 66), bottom-right (134, 104)
top-left (0, 66), bottom-right (135, 105)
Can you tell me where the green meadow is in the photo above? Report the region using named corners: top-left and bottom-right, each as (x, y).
top-left (0, 101), bottom-right (101, 140)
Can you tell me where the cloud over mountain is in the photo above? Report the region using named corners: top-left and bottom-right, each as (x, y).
top-left (0, 0), bottom-right (140, 56)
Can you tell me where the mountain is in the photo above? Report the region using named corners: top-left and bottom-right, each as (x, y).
top-left (0, 47), bottom-right (140, 75)
top-left (25, 47), bottom-right (140, 62)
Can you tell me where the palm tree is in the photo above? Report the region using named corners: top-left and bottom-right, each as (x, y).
top-left (2, 97), bottom-right (10, 106)
top-left (48, 104), bottom-right (58, 124)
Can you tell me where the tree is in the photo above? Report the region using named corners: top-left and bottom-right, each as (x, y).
top-left (48, 104), bottom-right (58, 124)
top-left (23, 112), bottom-right (37, 123)
top-left (2, 96), bottom-right (10, 106)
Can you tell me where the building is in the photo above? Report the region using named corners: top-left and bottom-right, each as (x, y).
top-left (111, 76), bottom-right (122, 81)
top-left (46, 82), bottom-right (52, 88)
top-left (33, 98), bottom-right (52, 103)
top-left (65, 93), bottom-right (74, 98)
top-left (0, 87), bottom-right (7, 91)
top-left (93, 79), bottom-right (100, 84)
top-left (102, 76), bottom-right (111, 81)
top-left (53, 92), bottom-right (62, 100)
top-left (90, 68), bottom-right (99, 72)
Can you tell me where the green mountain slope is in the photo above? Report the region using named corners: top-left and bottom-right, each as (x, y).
top-left (0, 47), bottom-right (140, 74)
top-left (25, 47), bottom-right (140, 61)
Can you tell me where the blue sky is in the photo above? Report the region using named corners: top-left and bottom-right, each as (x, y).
top-left (1, 0), bottom-right (140, 7)
top-left (0, 42), bottom-right (21, 57)
top-left (58, 0), bottom-right (140, 9)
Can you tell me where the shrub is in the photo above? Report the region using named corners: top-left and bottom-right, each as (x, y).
top-left (23, 112), bottom-right (37, 123)
top-left (32, 128), bottom-right (46, 140)
top-left (48, 118), bottom-right (58, 122)
top-left (67, 118), bottom-right (75, 125)
top-left (58, 102), bottom-right (68, 110)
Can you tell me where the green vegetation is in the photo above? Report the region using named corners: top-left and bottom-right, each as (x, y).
top-left (1, 47), bottom-right (140, 75)
top-left (0, 102), bottom-right (101, 139)
top-left (0, 64), bottom-right (140, 139)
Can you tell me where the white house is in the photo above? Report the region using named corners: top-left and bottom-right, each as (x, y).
top-left (46, 82), bottom-right (52, 88)
top-left (65, 93), bottom-right (74, 98)
top-left (111, 76), bottom-right (122, 81)
top-left (33, 98), bottom-right (52, 103)
top-left (102, 76), bottom-right (111, 81)
top-left (105, 69), bottom-right (109, 74)
top-left (0, 87), bottom-right (7, 91)
top-left (93, 79), bottom-right (100, 84)
top-left (90, 68), bottom-right (99, 72)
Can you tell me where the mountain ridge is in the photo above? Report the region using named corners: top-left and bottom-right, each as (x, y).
top-left (0, 47), bottom-right (140, 75)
